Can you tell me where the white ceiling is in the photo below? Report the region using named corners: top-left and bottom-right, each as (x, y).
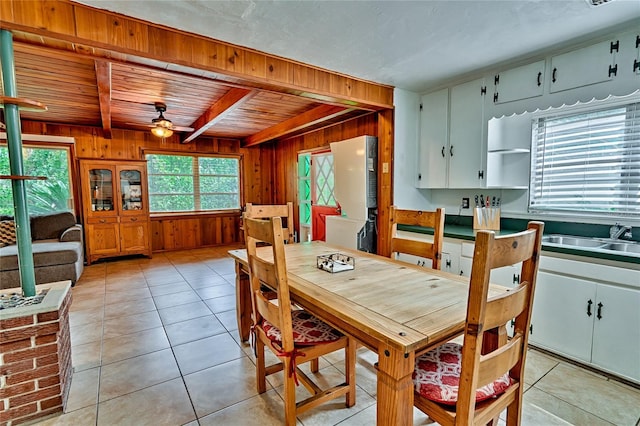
top-left (76, 0), bottom-right (640, 93)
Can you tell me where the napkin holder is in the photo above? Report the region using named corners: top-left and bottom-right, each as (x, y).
top-left (473, 207), bottom-right (501, 231)
top-left (317, 253), bottom-right (355, 273)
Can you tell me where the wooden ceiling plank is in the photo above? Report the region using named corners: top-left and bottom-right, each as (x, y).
top-left (94, 60), bottom-right (112, 139)
top-left (182, 88), bottom-right (255, 144)
top-left (242, 104), bottom-right (352, 147)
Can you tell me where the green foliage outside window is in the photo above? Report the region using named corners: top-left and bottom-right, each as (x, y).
top-left (146, 153), bottom-right (240, 212)
top-left (0, 145), bottom-right (72, 216)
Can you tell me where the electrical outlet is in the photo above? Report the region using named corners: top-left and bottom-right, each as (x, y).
top-left (462, 197), bottom-right (470, 209)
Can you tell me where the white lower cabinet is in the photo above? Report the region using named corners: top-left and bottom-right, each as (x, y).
top-left (530, 257), bottom-right (640, 384)
top-left (589, 284), bottom-right (640, 382)
top-left (529, 272), bottom-right (595, 362)
top-left (441, 241), bottom-right (460, 275)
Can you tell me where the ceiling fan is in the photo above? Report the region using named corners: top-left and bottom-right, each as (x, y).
top-left (143, 102), bottom-right (194, 138)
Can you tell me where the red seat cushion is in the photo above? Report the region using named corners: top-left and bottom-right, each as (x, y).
top-left (262, 310), bottom-right (343, 345)
top-left (413, 342), bottom-right (512, 405)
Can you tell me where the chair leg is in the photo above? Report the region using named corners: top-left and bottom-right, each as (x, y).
top-left (310, 358), bottom-right (319, 373)
top-left (505, 394), bottom-right (523, 425)
top-left (256, 339), bottom-right (267, 394)
top-left (345, 337), bottom-right (357, 407)
top-left (283, 357), bottom-right (298, 426)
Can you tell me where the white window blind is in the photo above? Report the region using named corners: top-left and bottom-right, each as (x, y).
top-left (529, 101), bottom-right (640, 216)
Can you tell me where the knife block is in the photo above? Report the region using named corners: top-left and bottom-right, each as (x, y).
top-left (473, 207), bottom-right (500, 231)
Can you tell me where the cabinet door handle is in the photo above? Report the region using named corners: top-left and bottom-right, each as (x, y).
top-left (537, 72), bottom-right (542, 87)
top-left (552, 67), bottom-right (557, 83)
top-left (597, 302), bottom-right (603, 320)
top-left (445, 259), bottom-right (451, 268)
top-left (587, 299), bottom-right (593, 317)
top-left (131, 217), bottom-right (137, 222)
top-left (441, 146), bottom-right (446, 158)
top-left (512, 274), bottom-right (520, 284)
top-left (99, 219), bottom-right (106, 224)
top-left (449, 146), bottom-right (454, 157)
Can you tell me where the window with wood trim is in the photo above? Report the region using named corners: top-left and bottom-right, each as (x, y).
top-left (146, 153), bottom-right (240, 213)
top-left (529, 99), bottom-right (640, 217)
top-left (0, 143), bottom-right (74, 216)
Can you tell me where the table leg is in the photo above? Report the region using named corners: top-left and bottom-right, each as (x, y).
top-left (377, 344), bottom-right (415, 426)
top-left (235, 262), bottom-right (252, 342)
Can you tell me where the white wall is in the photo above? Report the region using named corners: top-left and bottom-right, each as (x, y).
top-left (392, 88), bottom-right (432, 210)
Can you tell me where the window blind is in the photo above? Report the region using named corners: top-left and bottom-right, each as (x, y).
top-left (529, 101), bottom-right (640, 216)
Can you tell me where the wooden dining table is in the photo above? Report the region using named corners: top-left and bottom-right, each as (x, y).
top-left (229, 241), bottom-right (508, 426)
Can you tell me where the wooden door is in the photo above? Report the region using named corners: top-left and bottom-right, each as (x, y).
top-left (310, 151), bottom-right (340, 241)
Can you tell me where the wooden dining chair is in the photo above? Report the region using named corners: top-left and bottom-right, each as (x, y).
top-left (413, 221), bottom-right (544, 426)
top-left (244, 202), bottom-right (295, 243)
top-left (244, 216), bottom-right (356, 425)
top-left (390, 206), bottom-right (445, 269)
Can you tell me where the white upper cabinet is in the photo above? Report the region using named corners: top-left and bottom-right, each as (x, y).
top-left (417, 89), bottom-right (449, 188)
top-left (635, 33), bottom-right (640, 76)
top-left (549, 40), bottom-right (618, 93)
top-left (493, 60), bottom-right (546, 104)
top-left (417, 80), bottom-right (488, 189)
top-left (448, 78), bottom-right (487, 188)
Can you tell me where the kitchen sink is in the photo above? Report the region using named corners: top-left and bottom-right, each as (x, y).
top-left (542, 234), bottom-right (640, 257)
top-left (601, 242), bottom-right (640, 254)
top-left (541, 235), bottom-right (606, 248)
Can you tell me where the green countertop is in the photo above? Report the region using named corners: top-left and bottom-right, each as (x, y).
top-left (398, 222), bottom-right (640, 266)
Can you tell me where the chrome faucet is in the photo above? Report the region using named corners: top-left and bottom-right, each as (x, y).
top-left (609, 223), bottom-right (633, 240)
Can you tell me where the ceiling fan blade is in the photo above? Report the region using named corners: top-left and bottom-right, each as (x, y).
top-left (172, 125), bottom-right (195, 132)
top-left (124, 122), bottom-right (194, 132)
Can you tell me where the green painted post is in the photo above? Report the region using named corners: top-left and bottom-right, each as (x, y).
top-left (1, 30), bottom-right (36, 297)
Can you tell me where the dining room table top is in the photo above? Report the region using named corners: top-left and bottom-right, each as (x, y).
top-left (228, 240), bottom-right (509, 354)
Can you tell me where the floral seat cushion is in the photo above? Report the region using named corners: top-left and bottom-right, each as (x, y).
top-left (262, 310), bottom-right (343, 345)
top-left (413, 342), bottom-right (512, 405)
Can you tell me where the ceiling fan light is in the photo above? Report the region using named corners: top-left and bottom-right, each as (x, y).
top-left (152, 117), bottom-right (173, 128)
top-left (151, 125), bottom-right (173, 138)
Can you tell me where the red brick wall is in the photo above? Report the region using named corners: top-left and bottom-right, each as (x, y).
top-left (0, 291), bottom-right (73, 425)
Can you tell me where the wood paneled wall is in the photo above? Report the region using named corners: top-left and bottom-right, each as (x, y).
top-left (19, 110), bottom-right (392, 253)
top-left (268, 113), bottom-right (384, 242)
top-left (19, 121), bottom-right (270, 251)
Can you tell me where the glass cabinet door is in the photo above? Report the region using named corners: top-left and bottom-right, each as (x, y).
top-left (89, 169), bottom-right (114, 212)
top-left (120, 169), bottom-right (143, 212)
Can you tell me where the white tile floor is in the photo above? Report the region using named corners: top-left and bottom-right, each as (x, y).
top-left (29, 246), bottom-right (640, 425)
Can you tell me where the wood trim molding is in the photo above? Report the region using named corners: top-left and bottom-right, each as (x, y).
top-left (0, 0), bottom-right (393, 110)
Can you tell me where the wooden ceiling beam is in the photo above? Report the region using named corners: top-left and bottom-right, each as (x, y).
top-left (94, 60), bottom-right (112, 139)
top-left (182, 88), bottom-right (255, 144)
top-left (242, 104), bottom-right (352, 147)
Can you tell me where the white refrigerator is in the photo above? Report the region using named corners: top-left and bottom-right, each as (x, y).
top-left (325, 135), bottom-right (377, 252)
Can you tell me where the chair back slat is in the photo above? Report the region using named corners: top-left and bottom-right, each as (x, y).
top-left (483, 283), bottom-right (528, 331)
top-left (390, 206), bottom-right (445, 270)
top-left (476, 335), bottom-right (523, 388)
top-left (486, 230), bottom-right (539, 270)
top-left (245, 202), bottom-right (295, 243)
top-left (390, 238), bottom-right (436, 260)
